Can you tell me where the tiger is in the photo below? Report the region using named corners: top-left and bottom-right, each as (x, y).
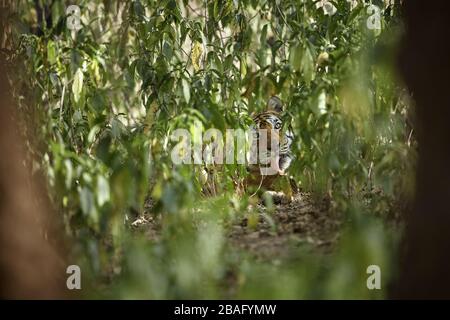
top-left (198, 96), bottom-right (294, 200)
top-left (246, 96), bottom-right (294, 195)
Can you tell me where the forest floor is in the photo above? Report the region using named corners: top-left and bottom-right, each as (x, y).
top-left (133, 192), bottom-right (343, 260)
top-left (227, 193), bottom-right (342, 259)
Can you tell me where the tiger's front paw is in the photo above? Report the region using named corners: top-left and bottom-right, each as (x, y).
top-left (262, 191), bottom-right (292, 205)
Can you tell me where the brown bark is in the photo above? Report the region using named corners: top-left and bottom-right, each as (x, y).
top-left (0, 3), bottom-right (68, 299)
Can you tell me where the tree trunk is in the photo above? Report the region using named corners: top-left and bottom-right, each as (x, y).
top-left (0, 2), bottom-right (68, 299)
top-left (391, 0), bottom-right (450, 298)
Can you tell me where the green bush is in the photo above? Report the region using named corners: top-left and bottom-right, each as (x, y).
top-left (10, 0), bottom-right (413, 299)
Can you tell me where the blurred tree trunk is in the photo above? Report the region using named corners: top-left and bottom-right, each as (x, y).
top-left (0, 2), bottom-right (68, 299)
top-left (391, 0), bottom-right (450, 298)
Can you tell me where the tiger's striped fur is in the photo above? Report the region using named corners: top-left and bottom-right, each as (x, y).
top-left (200, 96), bottom-right (294, 197)
top-left (246, 96), bottom-right (294, 192)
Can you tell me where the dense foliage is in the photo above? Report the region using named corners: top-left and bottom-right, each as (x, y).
top-left (9, 0), bottom-right (413, 298)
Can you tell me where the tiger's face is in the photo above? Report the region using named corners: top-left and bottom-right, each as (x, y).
top-left (249, 96), bottom-right (294, 177)
top-left (254, 111), bottom-right (282, 147)
top-left (253, 96), bottom-right (284, 148)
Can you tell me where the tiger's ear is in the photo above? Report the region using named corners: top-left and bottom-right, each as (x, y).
top-left (267, 96), bottom-right (283, 113)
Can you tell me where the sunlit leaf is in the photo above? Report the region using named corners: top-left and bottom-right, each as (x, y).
top-left (72, 68), bottom-right (84, 103)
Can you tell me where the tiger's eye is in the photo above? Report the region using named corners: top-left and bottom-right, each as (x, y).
top-left (275, 123), bottom-right (281, 129)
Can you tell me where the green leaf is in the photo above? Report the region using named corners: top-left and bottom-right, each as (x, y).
top-left (260, 24), bottom-right (268, 46)
top-left (111, 118), bottom-right (122, 139)
top-left (290, 44), bottom-right (303, 72)
top-left (301, 46), bottom-right (315, 85)
top-left (97, 175), bottom-right (110, 207)
top-left (47, 40), bottom-right (56, 65)
top-left (64, 159), bottom-right (73, 189)
top-left (72, 68), bottom-right (84, 103)
top-left (213, 0), bottom-right (219, 20)
top-left (79, 186), bottom-right (95, 218)
top-left (162, 41), bottom-right (173, 60)
top-left (132, 0), bottom-right (144, 18)
top-left (182, 78), bottom-right (190, 103)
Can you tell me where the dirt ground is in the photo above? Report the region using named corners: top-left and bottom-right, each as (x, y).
top-left (133, 193), bottom-right (342, 260)
top-left (228, 193), bottom-right (342, 260)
